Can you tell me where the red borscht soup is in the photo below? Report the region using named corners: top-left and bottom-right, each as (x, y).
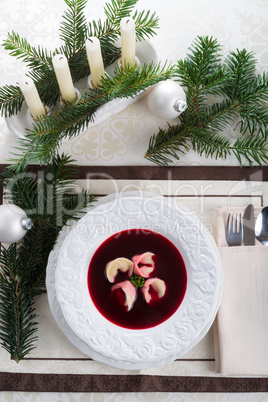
top-left (88, 229), bottom-right (187, 329)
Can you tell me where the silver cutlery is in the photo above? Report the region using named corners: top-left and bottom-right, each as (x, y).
top-left (226, 213), bottom-right (243, 246)
top-left (243, 204), bottom-right (255, 246)
top-left (255, 207), bottom-right (268, 245)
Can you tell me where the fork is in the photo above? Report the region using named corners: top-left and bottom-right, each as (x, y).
top-left (226, 213), bottom-right (243, 246)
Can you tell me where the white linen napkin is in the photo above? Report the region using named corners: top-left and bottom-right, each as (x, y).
top-left (214, 206), bottom-right (268, 376)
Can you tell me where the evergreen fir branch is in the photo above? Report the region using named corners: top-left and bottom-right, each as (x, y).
top-left (145, 124), bottom-right (191, 165)
top-left (7, 90), bottom-right (111, 169)
top-left (146, 100), bottom-right (238, 165)
top-left (0, 84), bottom-right (24, 117)
top-left (190, 100), bottom-right (239, 133)
top-left (87, 19), bottom-right (121, 67)
top-left (2, 31), bottom-right (52, 69)
top-left (0, 244), bottom-right (40, 362)
top-left (145, 112), bottom-right (268, 167)
top-left (175, 36), bottom-right (225, 95)
top-left (9, 62), bottom-right (173, 171)
top-left (0, 75), bottom-right (59, 117)
top-left (145, 122), bottom-right (268, 167)
top-left (239, 104), bottom-right (268, 138)
top-left (235, 72), bottom-right (268, 138)
top-left (0, 244), bottom-right (39, 362)
top-left (59, 0), bottom-right (88, 58)
top-left (223, 49), bottom-right (257, 102)
top-left (95, 0), bottom-right (159, 44)
top-left (0, 0), bottom-right (160, 117)
top-left (145, 100), bottom-right (268, 166)
top-left (102, 43), bottom-right (122, 68)
top-left (145, 124), bottom-right (233, 165)
top-left (28, 69), bottom-right (60, 107)
top-left (16, 222), bottom-right (52, 297)
top-left (0, 59), bottom-right (58, 113)
top-left (175, 36), bottom-right (228, 126)
top-left (232, 136), bottom-right (268, 166)
top-left (88, 18), bottom-right (118, 50)
top-left (70, 1), bottom-right (159, 79)
top-left (1, 30), bottom-right (59, 112)
top-left (3, 154), bottom-right (75, 203)
top-left (238, 71), bottom-right (268, 105)
top-left (188, 129), bottom-right (233, 160)
top-left (0, 154), bottom-right (95, 361)
top-left (88, 18), bottom-right (113, 39)
top-left (57, 3), bottom-right (161, 88)
top-left (132, 10), bottom-right (159, 41)
top-left (104, 0), bottom-right (139, 26)
top-left (176, 57), bottom-right (227, 106)
top-left (67, 42), bottom-right (120, 84)
top-left (101, 61), bottom-right (174, 97)
top-left (2, 169), bottom-right (38, 212)
top-left (67, 49), bottom-right (91, 80)
top-left (146, 37), bottom-right (268, 166)
top-left (2, 31), bottom-right (53, 69)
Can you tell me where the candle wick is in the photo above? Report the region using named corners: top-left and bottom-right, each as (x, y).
top-left (25, 82), bottom-right (29, 85)
top-left (89, 38), bottom-right (93, 43)
top-left (59, 56), bottom-right (64, 60)
top-left (126, 19), bottom-right (130, 23)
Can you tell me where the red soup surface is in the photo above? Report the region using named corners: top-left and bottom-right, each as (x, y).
top-left (88, 229), bottom-right (187, 329)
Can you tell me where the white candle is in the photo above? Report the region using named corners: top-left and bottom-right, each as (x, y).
top-left (120, 17), bottom-right (136, 69)
top-left (86, 37), bottom-right (105, 87)
top-left (18, 76), bottom-right (45, 118)
top-left (52, 54), bottom-right (76, 103)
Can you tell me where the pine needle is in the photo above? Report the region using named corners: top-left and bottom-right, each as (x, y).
top-left (0, 154), bottom-right (95, 361)
top-left (145, 36), bottom-right (268, 166)
top-left (0, 0), bottom-right (159, 117)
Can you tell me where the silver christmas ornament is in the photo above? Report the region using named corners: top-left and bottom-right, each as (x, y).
top-left (0, 204), bottom-right (33, 244)
top-left (174, 99), bottom-right (187, 113)
top-left (147, 80), bottom-right (187, 120)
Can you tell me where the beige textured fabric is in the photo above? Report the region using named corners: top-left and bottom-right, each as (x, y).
top-left (214, 207), bottom-right (268, 376)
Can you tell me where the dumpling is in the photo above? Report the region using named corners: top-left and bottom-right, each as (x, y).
top-left (132, 252), bottom-right (155, 278)
top-left (111, 280), bottom-right (137, 311)
top-left (105, 257), bottom-right (133, 283)
top-left (141, 278), bottom-right (166, 303)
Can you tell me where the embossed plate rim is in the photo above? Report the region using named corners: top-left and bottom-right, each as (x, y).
top-left (53, 192), bottom-right (222, 369)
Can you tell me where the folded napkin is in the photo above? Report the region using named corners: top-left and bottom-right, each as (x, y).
top-left (214, 206), bottom-right (268, 376)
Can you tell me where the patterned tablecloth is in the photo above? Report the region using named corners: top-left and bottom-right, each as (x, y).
top-left (0, 0), bottom-right (267, 400)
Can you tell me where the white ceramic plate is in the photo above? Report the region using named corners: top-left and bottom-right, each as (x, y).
top-left (52, 192), bottom-right (222, 370)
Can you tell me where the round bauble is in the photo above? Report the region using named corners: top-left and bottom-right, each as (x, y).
top-left (0, 204), bottom-right (33, 244)
top-left (147, 80), bottom-right (187, 120)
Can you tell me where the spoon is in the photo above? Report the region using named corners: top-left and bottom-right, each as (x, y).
top-left (255, 207), bottom-right (268, 245)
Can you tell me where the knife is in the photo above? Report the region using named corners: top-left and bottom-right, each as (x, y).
top-left (243, 204), bottom-right (255, 245)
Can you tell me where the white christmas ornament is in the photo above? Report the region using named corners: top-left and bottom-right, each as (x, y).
top-left (0, 204), bottom-right (33, 244)
top-left (147, 80), bottom-right (187, 120)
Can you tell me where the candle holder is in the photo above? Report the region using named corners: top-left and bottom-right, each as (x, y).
top-left (6, 40), bottom-right (158, 140)
top-left (5, 104), bottom-right (50, 140)
top-left (26, 105), bottom-right (50, 125)
top-left (59, 87), bottom-right (80, 105)
top-left (117, 56), bottom-right (140, 72)
top-left (87, 73), bottom-right (110, 90)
